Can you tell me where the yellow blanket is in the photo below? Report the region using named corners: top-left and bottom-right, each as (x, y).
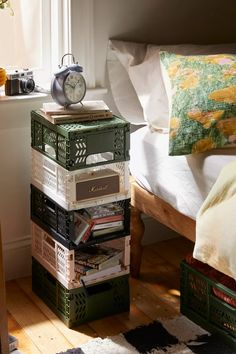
top-left (193, 159), bottom-right (236, 279)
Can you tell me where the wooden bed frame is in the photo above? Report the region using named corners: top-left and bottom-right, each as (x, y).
top-left (130, 179), bottom-right (196, 278)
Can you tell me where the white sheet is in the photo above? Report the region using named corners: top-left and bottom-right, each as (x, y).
top-left (130, 126), bottom-right (236, 219)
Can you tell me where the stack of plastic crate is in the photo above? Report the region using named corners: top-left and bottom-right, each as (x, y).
top-left (30, 109), bottom-right (131, 328)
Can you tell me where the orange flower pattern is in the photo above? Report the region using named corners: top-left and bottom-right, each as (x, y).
top-left (160, 51), bottom-right (236, 155)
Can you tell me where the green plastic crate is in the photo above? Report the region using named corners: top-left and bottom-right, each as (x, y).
top-left (180, 260), bottom-right (236, 349)
top-left (32, 257), bottom-right (130, 328)
top-left (31, 184), bottom-right (130, 250)
top-left (31, 110), bottom-right (130, 171)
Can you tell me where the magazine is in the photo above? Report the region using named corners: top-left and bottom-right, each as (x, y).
top-left (75, 244), bottom-right (122, 270)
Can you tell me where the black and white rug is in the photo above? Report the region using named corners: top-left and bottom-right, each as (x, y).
top-left (57, 315), bottom-right (235, 354)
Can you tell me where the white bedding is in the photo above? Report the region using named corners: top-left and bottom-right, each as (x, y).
top-left (108, 39), bottom-right (236, 220)
top-left (193, 160), bottom-right (236, 280)
top-left (130, 126), bottom-right (236, 219)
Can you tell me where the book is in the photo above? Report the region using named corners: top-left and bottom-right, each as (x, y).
top-left (73, 212), bottom-right (94, 245)
top-left (93, 220), bottom-right (124, 230)
top-left (41, 100), bottom-right (113, 124)
top-left (84, 203), bottom-right (124, 219)
top-left (92, 225), bottom-right (124, 237)
top-left (75, 244), bottom-right (122, 270)
top-left (92, 214), bottom-right (124, 225)
top-left (75, 263), bottom-right (98, 276)
top-left (79, 264), bottom-right (121, 284)
top-left (42, 100), bottom-right (111, 115)
top-left (8, 334), bottom-right (19, 352)
top-left (72, 210), bottom-right (124, 245)
top-left (40, 111), bottom-right (113, 124)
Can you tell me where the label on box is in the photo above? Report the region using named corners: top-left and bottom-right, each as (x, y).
top-left (76, 170), bottom-right (120, 201)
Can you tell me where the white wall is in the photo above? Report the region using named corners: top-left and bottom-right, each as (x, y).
top-left (0, 95), bottom-right (47, 280)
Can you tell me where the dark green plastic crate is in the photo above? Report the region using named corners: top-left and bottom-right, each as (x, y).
top-left (31, 110), bottom-right (130, 171)
top-left (180, 260), bottom-right (236, 349)
top-left (30, 184), bottom-right (130, 250)
top-left (32, 257), bottom-right (130, 328)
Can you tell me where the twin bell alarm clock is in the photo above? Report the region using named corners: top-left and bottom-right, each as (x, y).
top-left (51, 53), bottom-right (86, 108)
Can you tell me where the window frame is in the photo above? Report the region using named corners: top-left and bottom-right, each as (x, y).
top-left (0, 0), bottom-right (96, 90)
top-left (34, 0), bottom-right (72, 85)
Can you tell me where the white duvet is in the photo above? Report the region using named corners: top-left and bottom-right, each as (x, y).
top-left (130, 126), bottom-right (236, 220)
top-left (193, 159), bottom-right (236, 280)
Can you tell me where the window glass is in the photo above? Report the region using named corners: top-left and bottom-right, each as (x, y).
top-left (0, 0), bottom-right (43, 69)
top-left (0, 0), bottom-right (53, 86)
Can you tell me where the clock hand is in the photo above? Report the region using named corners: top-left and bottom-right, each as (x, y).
top-left (65, 83), bottom-right (75, 88)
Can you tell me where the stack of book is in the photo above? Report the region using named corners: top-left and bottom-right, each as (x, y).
top-left (73, 202), bottom-right (124, 245)
top-left (75, 244), bottom-right (123, 282)
top-left (40, 100), bottom-right (113, 124)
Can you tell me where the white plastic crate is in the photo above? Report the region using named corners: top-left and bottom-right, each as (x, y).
top-left (31, 148), bottom-right (130, 210)
top-left (31, 221), bottom-right (130, 290)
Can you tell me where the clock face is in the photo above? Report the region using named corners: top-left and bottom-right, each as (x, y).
top-left (64, 71), bottom-right (86, 103)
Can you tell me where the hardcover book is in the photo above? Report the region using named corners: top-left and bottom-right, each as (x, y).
top-left (41, 100), bottom-right (113, 124)
top-left (92, 225), bottom-right (124, 237)
top-left (75, 245), bottom-right (122, 270)
top-left (84, 203), bottom-right (124, 219)
top-left (79, 264), bottom-right (122, 284)
top-left (8, 334), bottom-right (19, 352)
top-left (92, 214), bottom-right (124, 224)
top-left (73, 207), bottom-right (124, 244)
top-left (73, 212), bottom-right (94, 245)
top-left (93, 220), bottom-right (124, 230)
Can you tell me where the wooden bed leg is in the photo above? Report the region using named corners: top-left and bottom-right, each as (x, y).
top-left (130, 206), bottom-right (145, 278)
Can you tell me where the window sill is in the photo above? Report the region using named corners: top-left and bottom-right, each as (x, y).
top-left (0, 87), bottom-right (108, 104)
top-left (0, 92), bottom-right (49, 103)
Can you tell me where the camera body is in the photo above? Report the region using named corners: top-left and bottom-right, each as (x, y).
top-left (5, 69), bottom-right (35, 96)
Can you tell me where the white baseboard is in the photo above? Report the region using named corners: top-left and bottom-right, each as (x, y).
top-left (3, 235), bottom-right (32, 281)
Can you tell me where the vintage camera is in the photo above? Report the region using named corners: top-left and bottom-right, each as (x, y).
top-left (5, 69), bottom-right (35, 96)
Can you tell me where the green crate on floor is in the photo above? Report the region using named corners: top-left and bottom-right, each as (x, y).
top-left (31, 110), bottom-right (130, 171)
top-left (180, 260), bottom-right (236, 350)
top-left (32, 257), bottom-right (130, 328)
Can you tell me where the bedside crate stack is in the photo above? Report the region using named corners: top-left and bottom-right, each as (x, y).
top-left (30, 109), bottom-right (131, 328)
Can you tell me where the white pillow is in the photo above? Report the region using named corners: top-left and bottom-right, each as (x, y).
top-left (107, 40), bottom-right (146, 125)
top-left (108, 40), bottom-right (236, 130)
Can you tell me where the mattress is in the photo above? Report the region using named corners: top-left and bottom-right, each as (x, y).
top-left (130, 126), bottom-right (236, 220)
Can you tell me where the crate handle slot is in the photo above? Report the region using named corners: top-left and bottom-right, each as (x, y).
top-left (81, 279), bottom-right (113, 297)
top-left (85, 152), bottom-right (114, 165)
top-left (44, 235), bottom-right (56, 249)
top-left (44, 197), bottom-right (56, 214)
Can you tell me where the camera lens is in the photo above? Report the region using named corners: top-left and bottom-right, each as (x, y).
top-left (20, 78), bottom-right (35, 93)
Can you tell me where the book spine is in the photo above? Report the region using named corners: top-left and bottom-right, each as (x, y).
top-left (92, 214), bottom-right (124, 224)
top-left (73, 212), bottom-right (94, 245)
top-left (92, 225), bottom-right (124, 237)
top-left (86, 208), bottom-right (123, 219)
top-left (80, 264), bottom-right (121, 283)
top-left (93, 221), bottom-right (124, 230)
top-left (52, 111), bottom-right (113, 123)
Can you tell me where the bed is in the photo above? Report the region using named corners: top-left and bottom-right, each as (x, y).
top-left (107, 39), bottom-right (236, 278)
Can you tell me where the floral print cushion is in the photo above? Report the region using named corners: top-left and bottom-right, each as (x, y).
top-left (160, 51), bottom-right (236, 155)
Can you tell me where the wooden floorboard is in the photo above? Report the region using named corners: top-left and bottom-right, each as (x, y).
top-left (5, 236), bottom-right (193, 354)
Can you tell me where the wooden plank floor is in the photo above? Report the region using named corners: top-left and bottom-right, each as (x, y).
top-left (5, 236), bottom-right (194, 354)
